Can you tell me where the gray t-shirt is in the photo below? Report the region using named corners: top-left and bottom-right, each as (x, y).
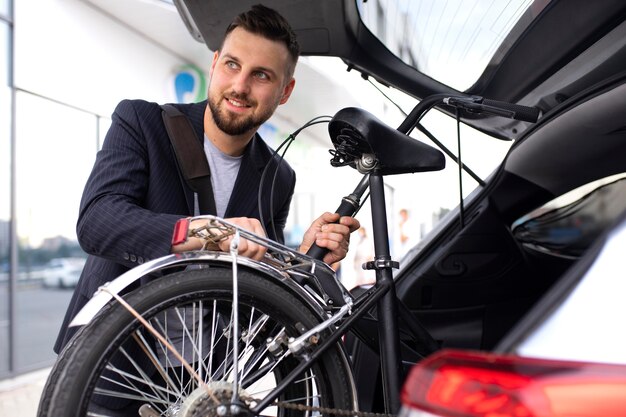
top-left (196, 133), bottom-right (243, 217)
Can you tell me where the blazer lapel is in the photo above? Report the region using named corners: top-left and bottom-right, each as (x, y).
top-left (224, 133), bottom-right (267, 219)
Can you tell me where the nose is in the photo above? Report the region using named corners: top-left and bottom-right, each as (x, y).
top-left (231, 72), bottom-right (252, 96)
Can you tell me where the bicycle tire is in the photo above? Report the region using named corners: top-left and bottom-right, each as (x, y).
top-left (40, 266), bottom-right (355, 417)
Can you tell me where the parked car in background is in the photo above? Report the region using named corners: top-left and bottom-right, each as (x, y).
top-left (42, 257), bottom-right (86, 289)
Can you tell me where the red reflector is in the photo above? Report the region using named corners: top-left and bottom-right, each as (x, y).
top-left (171, 218), bottom-right (190, 246)
top-left (401, 349), bottom-right (626, 417)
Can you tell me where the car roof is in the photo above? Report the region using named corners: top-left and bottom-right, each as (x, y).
top-left (176, 0), bottom-right (626, 139)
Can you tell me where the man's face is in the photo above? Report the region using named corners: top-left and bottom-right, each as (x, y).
top-left (208, 27), bottom-right (296, 136)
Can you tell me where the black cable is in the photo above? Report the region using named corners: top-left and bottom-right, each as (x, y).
top-left (257, 116), bottom-right (333, 241)
top-left (456, 108), bottom-right (466, 229)
top-left (257, 134), bottom-right (294, 240)
top-left (415, 122), bottom-right (485, 186)
top-left (268, 137), bottom-right (296, 242)
top-left (367, 78), bottom-right (408, 117)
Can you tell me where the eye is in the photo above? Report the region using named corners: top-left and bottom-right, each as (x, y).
top-left (225, 61), bottom-right (239, 70)
top-left (254, 71), bottom-right (269, 81)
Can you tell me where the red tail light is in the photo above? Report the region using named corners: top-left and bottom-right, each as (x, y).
top-left (401, 349), bottom-right (626, 417)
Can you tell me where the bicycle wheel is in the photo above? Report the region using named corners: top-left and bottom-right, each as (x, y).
top-left (40, 266), bottom-right (355, 417)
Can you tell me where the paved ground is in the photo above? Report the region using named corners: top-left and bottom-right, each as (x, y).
top-left (0, 368), bottom-right (50, 417)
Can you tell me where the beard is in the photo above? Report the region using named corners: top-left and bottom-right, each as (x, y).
top-left (208, 92), bottom-right (276, 136)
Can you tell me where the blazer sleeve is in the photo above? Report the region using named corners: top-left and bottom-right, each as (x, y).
top-left (76, 99), bottom-right (189, 267)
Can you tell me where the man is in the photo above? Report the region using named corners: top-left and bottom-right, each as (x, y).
top-left (54, 4), bottom-right (359, 353)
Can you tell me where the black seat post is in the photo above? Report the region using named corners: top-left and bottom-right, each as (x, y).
top-left (369, 170), bottom-right (402, 414)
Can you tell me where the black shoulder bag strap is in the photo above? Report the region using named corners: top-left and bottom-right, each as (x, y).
top-left (161, 104), bottom-right (217, 215)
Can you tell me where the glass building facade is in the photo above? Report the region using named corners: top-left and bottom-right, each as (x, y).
top-left (1, 0), bottom-right (11, 379)
top-left (0, 0), bottom-right (110, 377)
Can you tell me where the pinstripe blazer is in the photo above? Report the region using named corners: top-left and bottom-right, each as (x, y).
top-left (54, 99), bottom-right (296, 352)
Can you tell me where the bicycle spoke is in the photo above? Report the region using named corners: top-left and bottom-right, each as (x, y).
top-left (150, 317), bottom-right (189, 396)
top-left (114, 344), bottom-right (173, 403)
top-left (174, 303), bottom-right (208, 389)
top-left (96, 366), bottom-right (168, 407)
top-left (197, 300), bottom-right (204, 382)
top-left (92, 386), bottom-right (170, 406)
top-left (207, 299), bottom-right (218, 382)
top-left (92, 335), bottom-right (178, 414)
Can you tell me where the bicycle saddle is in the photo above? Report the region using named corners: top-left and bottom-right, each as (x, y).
top-left (329, 107), bottom-right (445, 175)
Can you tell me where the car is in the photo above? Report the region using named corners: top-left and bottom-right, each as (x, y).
top-left (42, 257), bottom-right (86, 289)
top-left (175, 0), bottom-right (626, 413)
top-left (399, 211), bottom-right (626, 417)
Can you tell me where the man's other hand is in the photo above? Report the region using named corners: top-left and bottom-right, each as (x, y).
top-left (299, 212), bottom-right (360, 265)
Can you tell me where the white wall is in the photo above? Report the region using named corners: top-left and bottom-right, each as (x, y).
top-left (14, 0), bottom-right (205, 116)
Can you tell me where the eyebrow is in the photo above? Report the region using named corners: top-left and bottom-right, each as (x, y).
top-left (221, 53), bottom-right (279, 79)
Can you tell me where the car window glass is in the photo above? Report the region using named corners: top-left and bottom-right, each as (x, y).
top-left (512, 173), bottom-right (626, 258)
top-left (356, 0), bottom-right (549, 91)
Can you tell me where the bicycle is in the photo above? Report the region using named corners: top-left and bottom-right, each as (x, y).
top-left (38, 94), bottom-right (538, 417)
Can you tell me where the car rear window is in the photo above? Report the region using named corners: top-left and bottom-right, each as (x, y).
top-left (356, 0), bottom-right (548, 91)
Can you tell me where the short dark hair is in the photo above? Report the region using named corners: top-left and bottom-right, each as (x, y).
top-left (223, 4), bottom-right (300, 76)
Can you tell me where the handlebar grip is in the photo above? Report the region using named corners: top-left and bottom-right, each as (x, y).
top-left (482, 99), bottom-right (540, 123)
top-left (306, 197), bottom-right (359, 261)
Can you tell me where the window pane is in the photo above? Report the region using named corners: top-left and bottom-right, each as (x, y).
top-left (0, 20), bottom-right (11, 377)
top-left (356, 0), bottom-right (540, 90)
top-left (14, 92), bottom-right (97, 371)
top-left (0, 0), bottom-right (9, 19)
top-left (512, 174), bottom-right (626, 258)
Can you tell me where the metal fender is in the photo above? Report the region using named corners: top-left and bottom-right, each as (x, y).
top-left (69, 251), bottom-right (327, 327)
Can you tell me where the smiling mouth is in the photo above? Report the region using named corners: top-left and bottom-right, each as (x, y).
top-left (226, 96), bottom-right (251, 108)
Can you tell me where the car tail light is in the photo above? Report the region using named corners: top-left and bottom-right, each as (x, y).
top-left (400, 349), bottom-right (626, 417)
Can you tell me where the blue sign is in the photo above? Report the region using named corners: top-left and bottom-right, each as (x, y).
top-left (172, 64), bottom-right (207, 103)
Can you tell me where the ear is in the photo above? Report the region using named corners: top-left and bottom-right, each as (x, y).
top-left (279, 78), bottom-right (296, 105)
top-left (209, 50), bottom-right (220, 77)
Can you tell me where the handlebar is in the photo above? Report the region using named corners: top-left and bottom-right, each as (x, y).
top-left (397, 93), bottom-right (540, 134)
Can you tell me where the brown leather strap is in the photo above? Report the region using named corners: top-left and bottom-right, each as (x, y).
top-left (161, 104), bottom-right (217, 215)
